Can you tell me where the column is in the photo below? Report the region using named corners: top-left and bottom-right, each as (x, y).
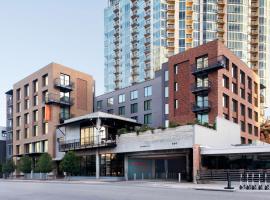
top-left (124, 154), bottom-right (128, 181)
top-left (186, 153), bottom-right (190, 181)
top-left (96, 150), bottom-right (100, 179)
top-left (193, 144), bottom-right (201, 184)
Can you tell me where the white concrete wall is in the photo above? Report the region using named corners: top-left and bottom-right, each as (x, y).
top-left (194, 117), bottom-right (241, 147)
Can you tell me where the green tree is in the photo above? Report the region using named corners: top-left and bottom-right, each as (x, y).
top-left (2, 159), bottom-right (15, 178)
top-left (60, 151), bottom-right (79, 177)
top-left (18, 156), bottom-right (32, 174)
top-left (36, 153), bottom-right (53, 173)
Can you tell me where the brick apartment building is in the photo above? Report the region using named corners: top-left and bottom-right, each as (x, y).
top-left (167, 40), bottom-right (261, 144)
top-left (8, 63), bottom-right (94, 162)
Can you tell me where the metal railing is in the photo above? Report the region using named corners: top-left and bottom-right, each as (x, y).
top-left (54, 78), bottom-right (74, 91)
top-left (192, 100), bottom-right (211, 113)
top-left (191, 81), bottom-right (211, 93)
top-left (198, 169), bottom-right (270, 182)
top-left (45, 93), bottom-right (74, 106)
top-left (192, 55), bottom-right (226, 75)
top-left (59, 137), bottom-right (116, 152)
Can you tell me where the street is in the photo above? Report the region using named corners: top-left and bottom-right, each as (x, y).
top-left (0, 181), bottom-right (269, 200)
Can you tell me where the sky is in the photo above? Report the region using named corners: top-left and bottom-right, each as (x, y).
top-left (0, 0), bottom-right (107, 126)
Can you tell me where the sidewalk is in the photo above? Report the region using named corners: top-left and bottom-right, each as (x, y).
top-left (0, 178), bottom-right (238, 192)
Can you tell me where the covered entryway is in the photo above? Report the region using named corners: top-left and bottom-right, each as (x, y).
top-left (126, 149), bottom-right (193, 182)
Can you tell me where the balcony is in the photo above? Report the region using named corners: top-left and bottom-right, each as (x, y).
top-left (45, 93), bottom-right (74, 106)
top-left (131, 4), bottom-right (138, 11)
top-left (59, 137), bottom-right (116, 152)
top-left (191, 82), bottom-right (211, 94)
top-left (192, 56), bottom-right (226, 76)
top-left (54, 78), bottom-right (73, 92)
top-left (192, 101), bottom-right (211, 114)
top-left (144, 3), bottom-right (150, 11)
top-left (7, 112), bottom-right (13, 119)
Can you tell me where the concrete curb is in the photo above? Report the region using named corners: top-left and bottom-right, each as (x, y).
top-left (194, 188), bottom-right (236, 192)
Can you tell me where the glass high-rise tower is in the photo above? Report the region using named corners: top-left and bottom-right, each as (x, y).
top-left (104, 0), bottom-right (270, 111)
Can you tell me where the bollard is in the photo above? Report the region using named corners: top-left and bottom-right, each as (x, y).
top-left (252, 173), bottom-right (256, 190)
top-left (258, 174), bottom-right (263, 190)
top-left (178, 173), bottom-right (181, 183)
top-left (265, 174), bottom-right (269, 190)
top-left (246, 173), bottom-right (250, 190)
top-left (224, 171), bottom-right (234, 190)
top-left (239, 174), bottom-right (243, 190)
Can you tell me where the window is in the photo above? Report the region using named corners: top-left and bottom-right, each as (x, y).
top-left (240, 88), bottom-right (245, 99)
top-left (232, 83), bottom-right (238, 94)
top-left (16, 102), bottom-right (21, 113)
top-left (97, 100), bottom-right (103, 110)
top-left (254, 111), bottom-right (258, 122)
top-left (240, 104), bottom-right (245, 116)
top-left (118, 94), bottom-right (125, 103)
top-left (144, 100), bottom-right (152, 111)
top-left (232, 64), bottom-right (237, 79)
top-left (16, 145), bottom-right (20, 155)
top-left (241, 137), bottom-right (246, 144)
top-left (33, 95), bottom-right (38, 106)
top-left (232, 99), bottom-right (238, 112)
top-left (42, 90), bottom-right (48, 103)
top-left (165, 86), bottom-right (169, 98)
top-left (33, 79), bottom-right (38, 93)
top-left (196, 56), bottom-right (208, 69)
top-left (174, 82), bottom-right (178, 91)
top-left (165, 104), bottom-right (169, 115)
top-left (60, 73), bottom-right (70, 86)
top-left (43, 122), bottom-right (48, 135)
top-left (33, 110), bottom-right (38, 122)
top-left (144, 86), bottom-right (152, 97)
top-left (24, 127), bottom-right (29, 139)
top-left (144, 113), bottom-right (152, 124)
top-left (248, 77), bottom-right (252, 90)
top-left (118, 106), bottom-right (125, 115)
top-left (254, 126), bottom-right (258, 136)
top-left (248, 93), bottom-right (252, 104)
top-left (196, 76), bottom-right (208, 87)
top-left (197, 114), bottom-right (208, 124)
top-left (16, 88), bottom-right (21, 101)
top-left (223, 75), bottom-right (229, 89)
top-left (24, 99), bottom-right (30, 110)
top-left (24, 84), bottom-right (29, 97)
top-left (223, 94), bottom-right (229, 108)
top-left (240, 70), bottom-right (245, 85)
top-left (174, 99), bottom-right (179, 109)
top-left (165, 70), bottom-right (169, 81)
top-left (24, 113), bottom-right (29, 124)
top-left (130, 90), bottom-right (138, 100)
top-left (248, 124), bottom-right (252, 135)
top-left (107, 97), bottom-right (114, 106)
top-left (248, 139), bottom-right (252, 144)
top-left (33, 125), bottom-right (38, 137)
top-left (241, 121), bottom-right (245, 132)
top-left (130, 103), bottom-right (138, 114)
top-left (174, 65), bottom-right (179, 74)
top-left (248, 108), bottom-right (252, 119)
top-left (16, 130), bottom-right (20, 140)
top-left (16, 116), bottom-right (21, 127)
top-left (42, 74), bottom-right (48, 86)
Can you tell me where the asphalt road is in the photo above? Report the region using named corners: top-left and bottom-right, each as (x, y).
top-left (0, 181), bottom-right (269, 200)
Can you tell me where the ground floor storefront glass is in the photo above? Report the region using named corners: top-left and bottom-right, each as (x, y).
top-left (100, 153), bottom-right (124, 177)
top-left (77, 153), bottom-right (124, 177)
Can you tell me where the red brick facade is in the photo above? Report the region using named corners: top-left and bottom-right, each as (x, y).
top-left (168, 40), bottom-right (260, 144)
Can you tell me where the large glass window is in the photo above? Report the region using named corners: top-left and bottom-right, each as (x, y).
top-left (144, 100), bottom-right (151, 111)
top-left (144, 86), bottom-right (152, 97)
top-left (130, 103), bottom-right (138, 114)
top-left (197, 114), bottom-right (209, 124)
top-left (100, 154), bottom-right (124, 177)
top-left (107, 97), bottom-right (114, 106)
top-left (60, 73), bottom-right (70, 86)
top-left (196, 56), bottom-right (208, 69)
top-left (118, 106), bottom-right (125, 115)
top-left (118, 94), bottom-right (125, 103)
top-left (130, 90), bottom-right (138, 100)
top-left (144, 113), bottom-right (152, 124)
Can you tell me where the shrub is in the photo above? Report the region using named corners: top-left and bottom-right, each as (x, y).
top-left (18, 156), bottom-right (32, 174)
top-left (36, 153), bottom-right (53, 173)
top-left (2, 159), bottom-right (15, 177)
top-left (60, 151), bottom-right (79, 177)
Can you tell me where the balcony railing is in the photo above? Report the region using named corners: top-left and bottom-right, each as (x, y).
top-left (192, 100), bottom-right (211, 113)
top-left (59, 137), bottom-right (116, 152)
top-left (192, 56), bottom-right (226, 76)
top-left (45, 93), bottom-right (74, 106)
top-left (191, 81), bottom-right (211, 94)
top-left (54, 78), bottom-right (74, 91)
